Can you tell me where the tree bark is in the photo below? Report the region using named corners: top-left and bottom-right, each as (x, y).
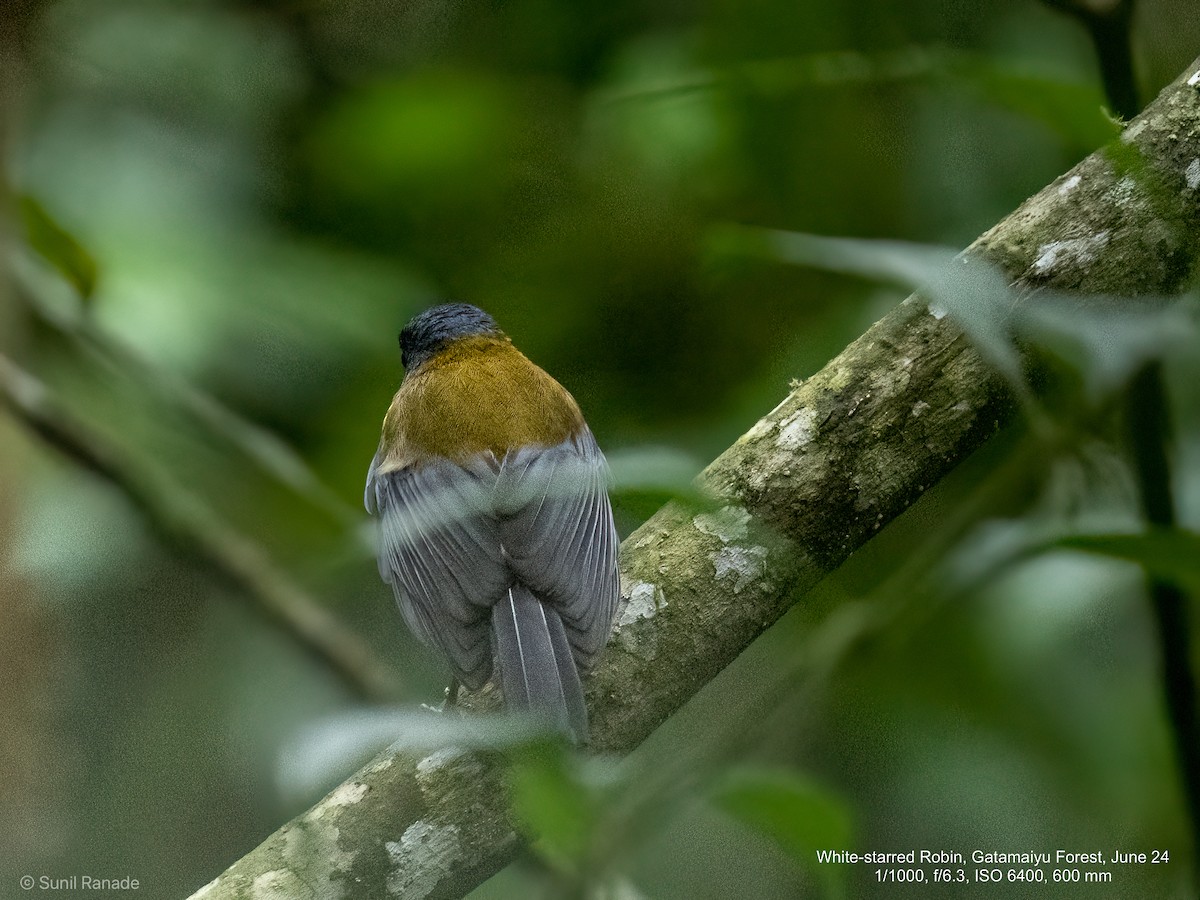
top-left (188, 57), bottom-right (1200, 900)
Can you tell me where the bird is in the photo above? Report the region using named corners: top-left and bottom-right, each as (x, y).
top-left (364, 303), bottom-right (620, 742)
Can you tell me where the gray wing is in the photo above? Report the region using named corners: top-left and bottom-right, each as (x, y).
top-left (496, 429), bottom-right (620, 670)
top-left (367, 454), bottom-right (508, 689)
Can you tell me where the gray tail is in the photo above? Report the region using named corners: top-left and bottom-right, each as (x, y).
top-left (493, 585), bottom-right (588, 742)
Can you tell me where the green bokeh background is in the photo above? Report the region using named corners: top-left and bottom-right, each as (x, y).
top-left (2, 0), bottom-right (1200, 897)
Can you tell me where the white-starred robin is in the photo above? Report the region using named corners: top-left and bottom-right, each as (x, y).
top-left (365, 303), bottom-right (619, 741)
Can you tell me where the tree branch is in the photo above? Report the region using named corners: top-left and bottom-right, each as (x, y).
top-left (4, 256), bottom-right (359, 526)
top-left (0, 352), bottom-right (402, 703)
top-left (186, 56), bottom-right (1200, 899)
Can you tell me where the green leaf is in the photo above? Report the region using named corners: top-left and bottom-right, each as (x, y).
top-left (713, 767), bottom-right (852, 897)
top-left (508, 740), bottom-right (597, 873)
top-left (1014, 299), bottom-right (1196, 403)
top-left (17, 193), bottom-right (98, 300)
top-left (736, 227), bottom-right (1028, 391)
top-left (607, 445), bottom-right (707, 520)
top-left (1051, 530), bottom-right (1200, 589)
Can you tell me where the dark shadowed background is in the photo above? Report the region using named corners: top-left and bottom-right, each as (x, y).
top-left (2, 0), bottom-right (1200, 897)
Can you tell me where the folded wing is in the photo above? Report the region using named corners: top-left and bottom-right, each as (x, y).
top-left (368, 454), bottom-right (508, 689)
top-left (366, 429), bottom-right (619, 702)
top-left (496, 429), bottom-right (620, 671)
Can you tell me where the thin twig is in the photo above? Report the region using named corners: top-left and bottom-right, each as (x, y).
top-left (1045, 0), bottom-right (1199, 871)
top-left (0, 351), bottom-right (401, 702)
top-left (7, 259), bottom-right (358, 526)
top-left (1126, 362), bottom-right (1200, 871)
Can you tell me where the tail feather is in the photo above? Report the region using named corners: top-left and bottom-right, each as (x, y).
top-left (493, 586), bottom-right (589, 742)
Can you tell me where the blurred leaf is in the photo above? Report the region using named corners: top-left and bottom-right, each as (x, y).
top-left (720, 228), bottom-right (1198, 421)
top-left (730, 227), bottom-right (1029, 392)
top-left (715, 226), bottom-right (1195, 424)
top-left (278, 708), bottom-right (559, 805)
top-left (607, 444), bottom-right (705, 508)
top-left (1016, 297), bottom-right (1197, 402)
top-left (17, 193), bottom-right (98, 299)
top-left (508, 740), bottom-right (599, 874)
top-left (712, 767), bottom-right (852, 898)
top-left (1051, 530), bottom-right (1200, 589)
top-left (750, 228), bottom-right (957, 287)
top-left (571, 445), bottom-right (713, 529)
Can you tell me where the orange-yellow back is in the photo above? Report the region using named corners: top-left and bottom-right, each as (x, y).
top-left (377, 335), bottom-right (584, 471)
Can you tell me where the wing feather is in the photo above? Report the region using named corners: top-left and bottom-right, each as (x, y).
top-left (497, 429), bottom-right (619, 670)
top-left (366, 427), bottom-right (618, 691)
top-left (368, 455), bottom-right (508, 689)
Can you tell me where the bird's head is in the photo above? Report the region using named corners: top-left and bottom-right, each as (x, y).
top-left (399, 303), bottom-right (505, 371)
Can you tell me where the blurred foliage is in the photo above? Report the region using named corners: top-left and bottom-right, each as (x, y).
top-left (17, 192), bottom-right (98, 299)
top-left (2, 0), bottom-right (1200, 897)
top-left (713, 767), bottom-right (853, 898)
top-left (1053, 531), bottom-right (1200, 592)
